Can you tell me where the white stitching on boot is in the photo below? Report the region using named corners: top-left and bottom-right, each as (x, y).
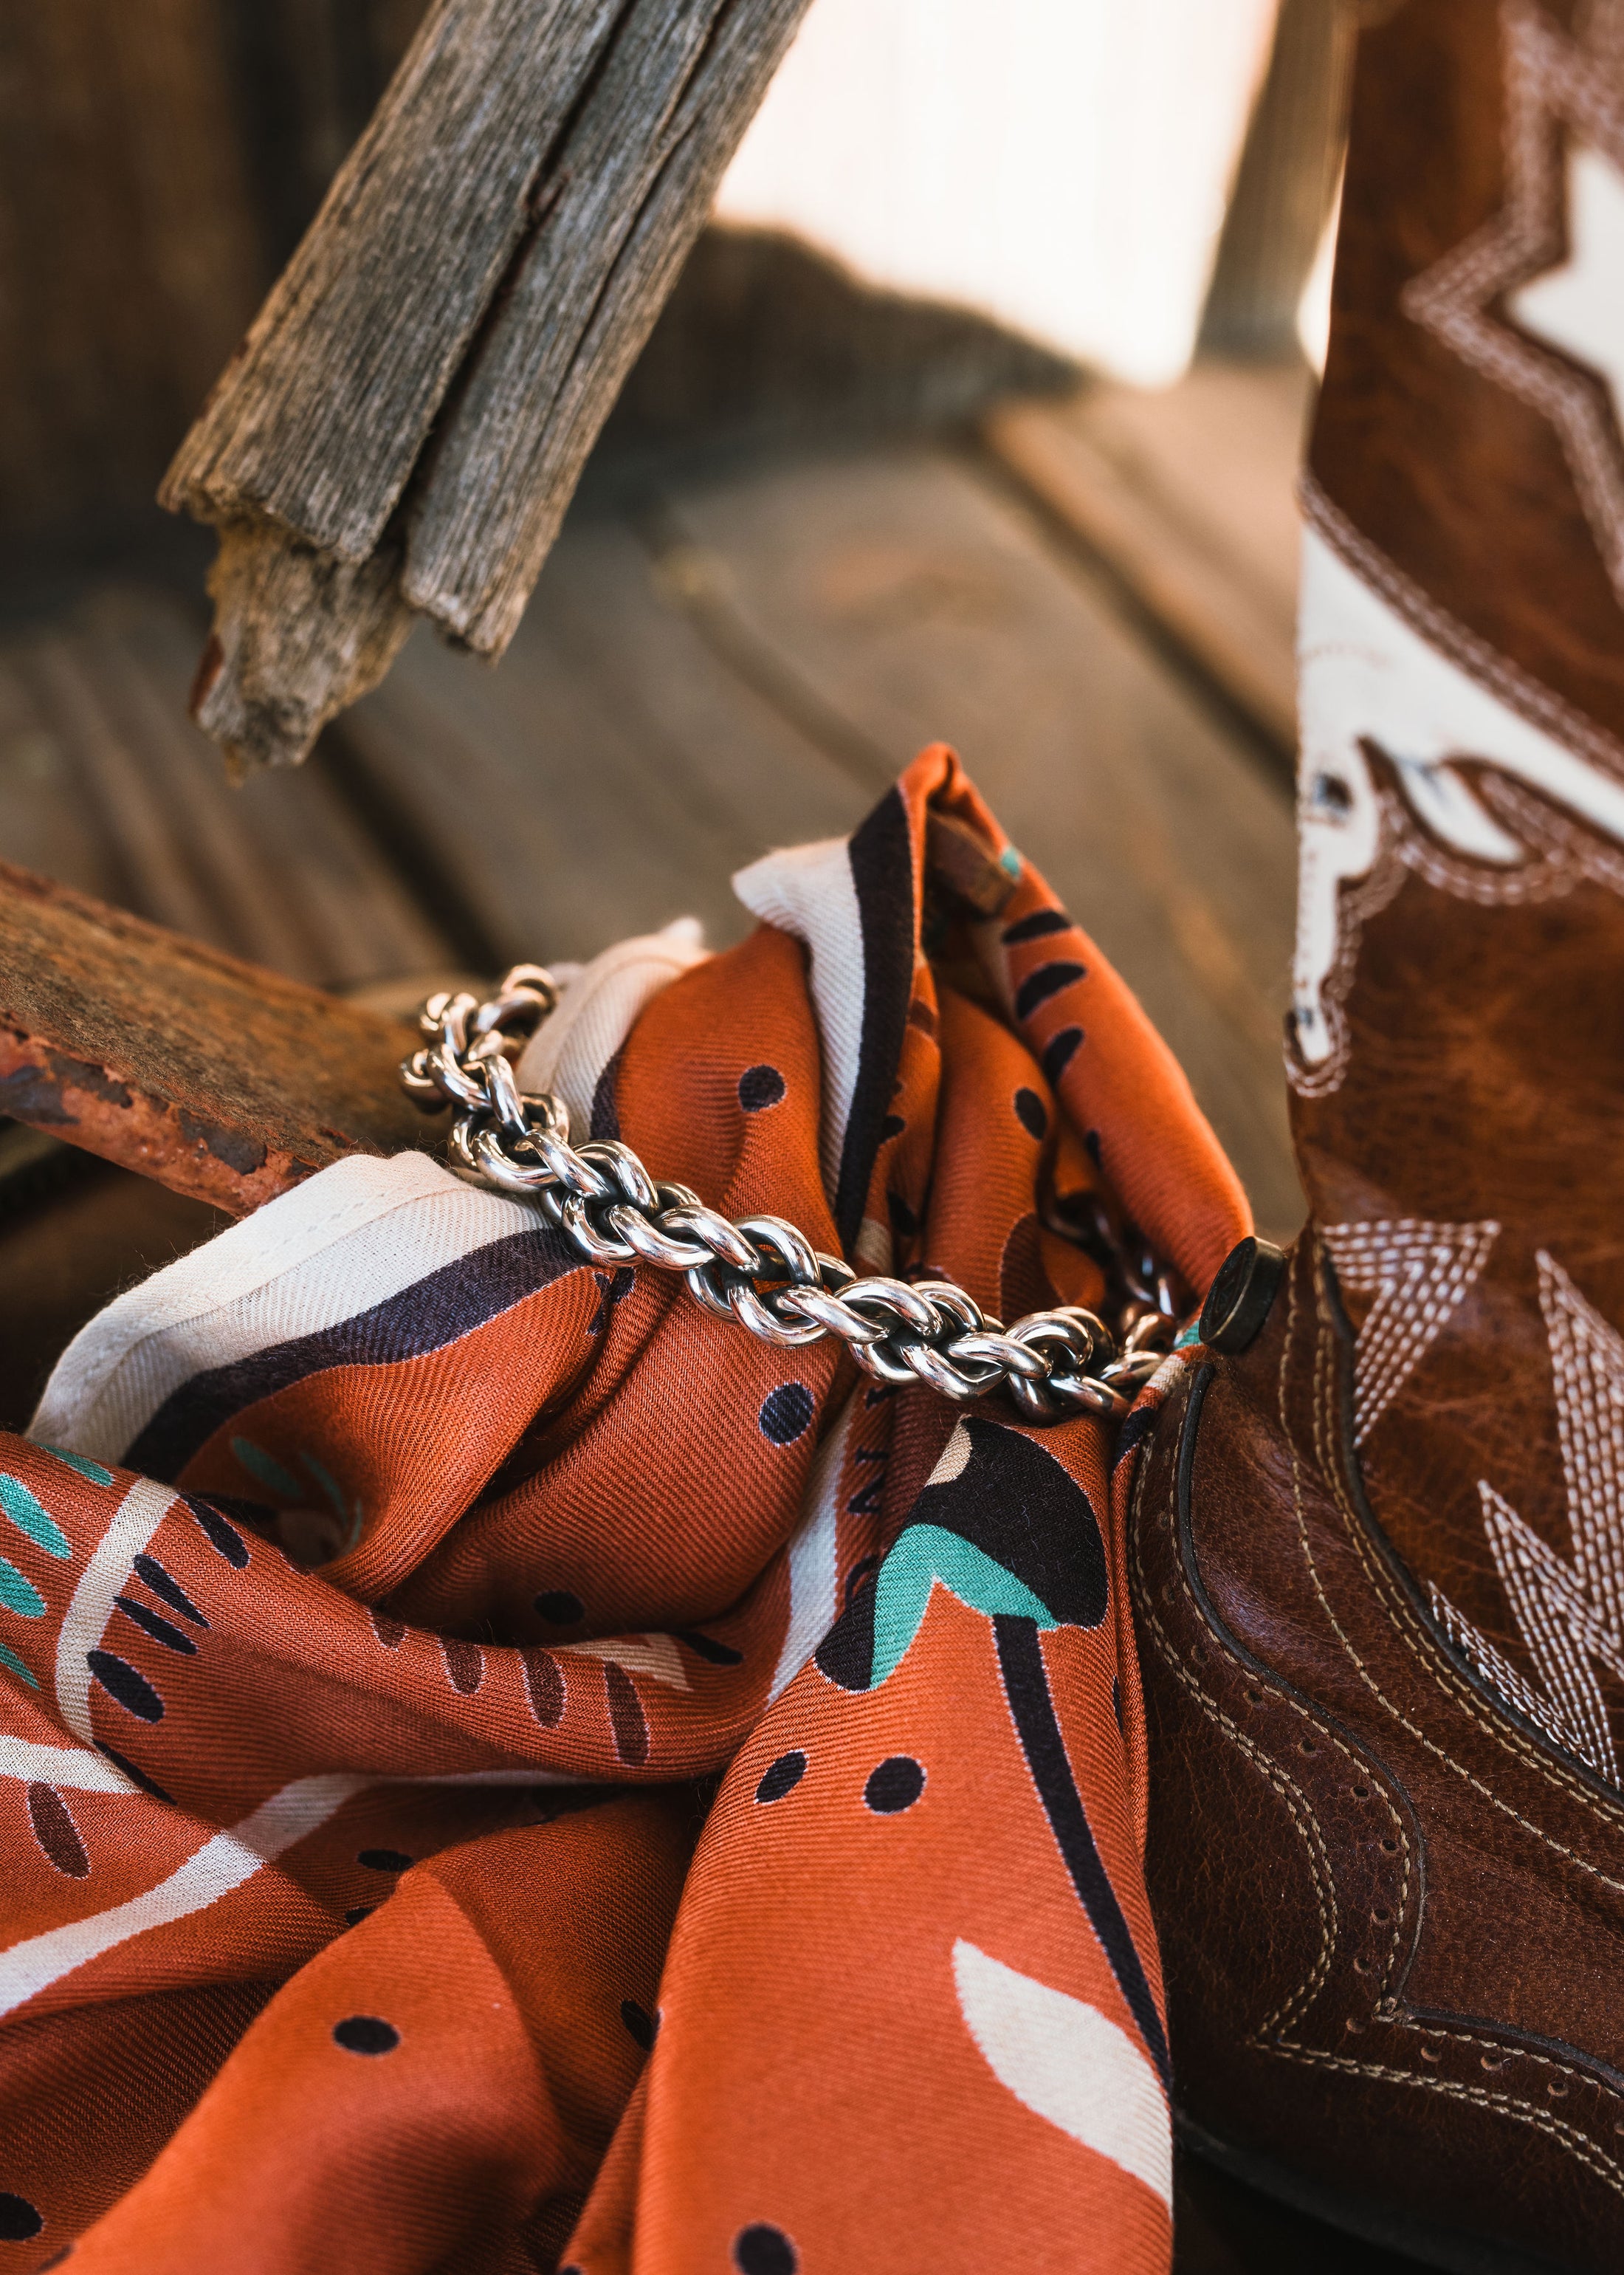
top-left (1321, 1219), bottom-right (1499, 1442)
top-left (1437, 1254), bottom-right (1624, 1783)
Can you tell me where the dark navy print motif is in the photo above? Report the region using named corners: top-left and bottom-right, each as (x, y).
top-left (129, 1229), bottom-right (582, 1480)
top-left (1002, 907), bottom-right (1072, 945)
top-left (816, 1417), bottom-right (1107, 1692)
top-left (1014, 1087), bottom-right (1048, 1139)
top-left (759, 1384), bottom-right (815, 1446)
top-left (739, 1065), bottom-right (787, 1112)
top-left (1014, 961), bottom-right (1086, 1020)
top-left (836, 790), bottom-right (916, 1255)
top-left (86, 1651), bottom-right (163, 1721)
top-left (1041, 1027), bottom-right (1084, 1083)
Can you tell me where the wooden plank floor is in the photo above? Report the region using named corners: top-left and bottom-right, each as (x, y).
top-left (0, 586), bottom-right (450, 990)
top-left (0, 425), bottom-right (1304, 1236)
top-left (985, 360), bottom-right (1310, 759)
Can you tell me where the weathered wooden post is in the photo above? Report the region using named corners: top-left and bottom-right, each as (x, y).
top-left (162, 0), bottom-right (814, 771)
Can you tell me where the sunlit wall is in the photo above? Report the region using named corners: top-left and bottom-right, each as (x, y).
top-left (718, 0), bottom-right (1279, 388)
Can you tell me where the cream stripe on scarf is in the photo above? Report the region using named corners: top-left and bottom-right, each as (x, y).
top-left (54, 1478), bottom-right (176, 1743)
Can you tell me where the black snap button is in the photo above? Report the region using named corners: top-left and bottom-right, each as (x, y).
top-left (1200, 1237), bottom-right (1287, 1355)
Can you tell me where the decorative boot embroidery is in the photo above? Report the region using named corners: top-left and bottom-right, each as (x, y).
top-left (1403, 0), bottom-right (1624, 606)
top-left (1321, 1218), bottom-right (1500, 1443)
top-left (1291, 523), bottom-right (1624, 1093)
top-left (1432, 1252), bottom-right (1624, 1782)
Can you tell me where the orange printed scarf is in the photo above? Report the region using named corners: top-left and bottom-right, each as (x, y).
top-left (0, 747), bottom-right (1247, 2274)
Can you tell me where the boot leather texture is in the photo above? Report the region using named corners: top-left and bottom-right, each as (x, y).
top-left (1132, 1257), bottom-right (1624, 2274)
top-left (1130, 2), bottom-right (1624, 2265)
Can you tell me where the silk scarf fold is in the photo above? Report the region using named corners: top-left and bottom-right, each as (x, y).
top-left (0, 747), bottom-right (1247, 2274)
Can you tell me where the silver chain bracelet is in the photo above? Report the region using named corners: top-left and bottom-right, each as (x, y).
top-left (401, 966), bottom-right (1182, 1424)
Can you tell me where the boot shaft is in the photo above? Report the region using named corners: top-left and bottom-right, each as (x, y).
top-left (1291, 0), bottom-right (1624, 1791)
top-left (1129, 11), bottom-right (1624, 2262)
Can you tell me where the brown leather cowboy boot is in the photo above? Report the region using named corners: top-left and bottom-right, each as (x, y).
top-left (1129, 4), bottom-right (1624, 2268)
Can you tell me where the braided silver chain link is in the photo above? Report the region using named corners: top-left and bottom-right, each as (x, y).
top-left (402, 966), bottom-right (1182, 1424)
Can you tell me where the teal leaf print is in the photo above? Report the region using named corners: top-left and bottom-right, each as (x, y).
top-left (230, 1438), bottom-right (302, 1501)
top-left (0, 1475), bottom-right (71, 1559)
top-left (38, 1445), bottom-right (114, 1488)
top-left (0, 1638), bottom-right (38, 1688)
top-left (301, 1452), bottom-right (364, 1555)
top-left (0, 1558), bottom-right (46, 1617)
top-left (870, 1525), bottom-right (1054, 1688)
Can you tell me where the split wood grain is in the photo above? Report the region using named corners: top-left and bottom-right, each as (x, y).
top-left (163, 0), bottom-right (812, 769)
top-left (0, 859), bottom-right (440, 1213)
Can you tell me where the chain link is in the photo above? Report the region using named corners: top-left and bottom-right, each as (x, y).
top-left (401, 966), bottom-right (1183, 1424)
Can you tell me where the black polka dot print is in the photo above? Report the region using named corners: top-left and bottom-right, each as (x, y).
top-left (0, 2192), bottom-right (41, 2241)
top-left (864, 1757), bottom-right (925, 1814)
top-left (759, 1384), bottom-right (814, 1446)
top-left (738, 1065), bottom-right (786, 1112)
top-left (754, 1751), bottom-right (806, 1804)
top-left (734, 2223), bottom-right (797, 2275)
top-left (333, 2015), bottom-right (399, 2056)
top-left (535, 1590), bottom-right (585, 1626)
top-left (619, 1999), bottom-right (657, 2051)
top-left (357, 1849), bottom-right (413, 1873)
top-left (1014, 1086), bottom-right (1047, 1139)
